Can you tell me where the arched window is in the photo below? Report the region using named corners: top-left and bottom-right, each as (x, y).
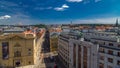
top-left (14, 43), bottom-right (21, 57)
top-left (14, 51), bottom-right (21, 57)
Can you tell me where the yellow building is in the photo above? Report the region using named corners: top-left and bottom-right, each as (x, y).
top-left (50, 33), bottom-right (59, 52)
top-left (49, 27), bottom-right (62, 52)
top-left (0, 33), bottom-right (35, 68)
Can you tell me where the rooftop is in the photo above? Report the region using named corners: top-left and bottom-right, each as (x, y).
top-left (3, 27), bottom-right (25, 33)
top-left (0, 33), bottom-right (35, 40)
top-left (60, 29), bottom-right (83, 40)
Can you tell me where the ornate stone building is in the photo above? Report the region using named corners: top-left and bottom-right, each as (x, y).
top-left (0, 33), bottom-right (35, 68)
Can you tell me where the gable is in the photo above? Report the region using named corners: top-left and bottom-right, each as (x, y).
top-left (6, 35), bottom-right (26, 40)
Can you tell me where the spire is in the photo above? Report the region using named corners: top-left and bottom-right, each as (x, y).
top-left (71, 21), bottom-right (72, 25)
top-left (115, 18), bottom-right (119, 27)
top-left (70, 21), bottom-right (74, 29)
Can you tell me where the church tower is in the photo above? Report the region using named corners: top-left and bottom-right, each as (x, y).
top-left (115, 18), bottom-right (119, 27)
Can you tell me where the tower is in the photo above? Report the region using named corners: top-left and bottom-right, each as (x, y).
top-left (115, 18), bottom-right (119, 27)
top-left (70, 21), bottom-right (73, 29)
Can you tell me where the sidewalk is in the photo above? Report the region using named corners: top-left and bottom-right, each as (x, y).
top-left (16, 65), bottom-right (34, 68)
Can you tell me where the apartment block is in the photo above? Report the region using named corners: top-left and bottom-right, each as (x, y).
top-left (84, 31), bottom-right (120, 68)
top-left (58, 29), bottom-right (98, 68)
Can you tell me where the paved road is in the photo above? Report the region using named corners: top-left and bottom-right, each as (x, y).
top-left (42, 30), bottom-right (50, 53)
top-left (41, 30), bottom-right (66, 68)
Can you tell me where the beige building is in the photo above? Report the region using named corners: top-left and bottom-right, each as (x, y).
top-left (49, 27), bottom-right (62, 52)
top-left (50, 32), bottom-right (59, 52)
top-left (0, 33), bottom-right (35, 68)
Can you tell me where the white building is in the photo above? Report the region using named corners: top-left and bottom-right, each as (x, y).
top-left (84, 31), bottom-right (120, 68)
top-left (69, 39), bottom-right (98, 68)
top-left (58, 29), bottom-right (98, 68)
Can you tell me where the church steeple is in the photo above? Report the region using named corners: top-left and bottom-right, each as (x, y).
top-left (70, 21), bottom-right (72, 25)
top-left (115, 18), bottom-right (119, 27)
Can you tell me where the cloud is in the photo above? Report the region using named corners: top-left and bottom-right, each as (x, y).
top-left (66, 0), bottom-right (83, 2)
top-left (54, 7), bottom-right (64, 11)
top-left (34, 7), bottom-right (53, 10)
top-left (54, 4), bottom-right (69, 11)
top-left (62, 4), bottom-right (69, 8)
top-left (0, 13), bottom-right (42, 25)
top-left (0, 15), bottom-right (11, 20)
top-left (82, 0), bottom-right (101, 4)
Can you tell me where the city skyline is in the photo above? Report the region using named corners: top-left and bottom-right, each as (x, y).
top-left (0, 0), bottom-right (120, 24)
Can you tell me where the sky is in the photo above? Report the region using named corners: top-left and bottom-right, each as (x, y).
top-left (0, 0), bottom-right (120, 25)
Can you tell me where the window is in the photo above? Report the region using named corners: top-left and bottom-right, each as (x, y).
top-left (15, 61), bottom-right (21, 67)
top-left (100, 55), bottom-right (104, 60)
top-left (28, 48), bottom-right (32, 56)
top-left (109, 43), bottom-right (113, 46)
top-left (14, 44), bottom-right (21, 57)
top-left (28, 61), bottom-right (31, 64)
top-left (2, 42), bottom-right (9, 60)
top-left (28, 49), bottom-right (31, 51)
top-left (107, 65), bottom-right (112, 68)
top-left (103, 42), bottom-right (105, 45)
top-left (108, 50), bottom-right (113, 55)
top-left (99, 63), bottom-right (104, 68)
top-left (99, 48), bottom-right (105, 53)
top-left (117, 60), bottom-right (120, 65)
top-left (14, 51), bottom-right (21, 57)
top-left (118, 44), bottom-right (120, 48)
top-left (108, 58), bottom-right (113, 63)
top-left (118, 52), bottom-right (120, 57)
top-left (28, 52), bottom-right (32, 56)
top-left (94, 41), bottom-right (98, 44)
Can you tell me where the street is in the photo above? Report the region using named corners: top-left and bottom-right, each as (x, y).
top-left (41, 30), bottom-right (55, 68)
top-left (42, 30), bottom-right (50, 53)
top-left (40, 30), bottom-right (66, 68)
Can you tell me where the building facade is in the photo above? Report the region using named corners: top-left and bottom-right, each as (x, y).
top-left (69, 39), bottom-right (98, 68)
top-left (58, 30), bottom-right (98, 68)
top-left (84, 31), bottom-right (120, 68)
top-left (58, 32), bottom-right (70, 68)
top-left (0, 33), bottom-right (35, 68)
top-left (49, 27), bottom-right (62, 52)
top-left (50, 33), bottom-right (59, 52)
